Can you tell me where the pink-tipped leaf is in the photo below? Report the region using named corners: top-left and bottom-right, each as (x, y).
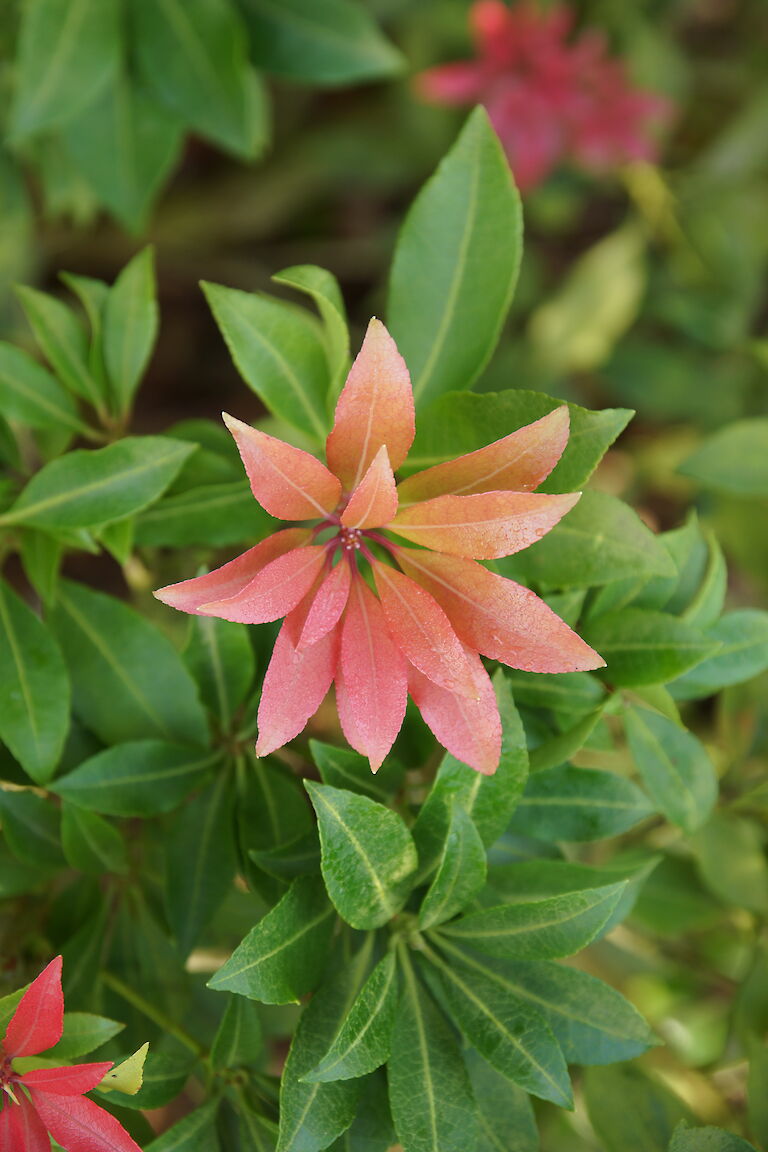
top-left (200, 545), bottom-right (326, 624)
top-left (298, 559), bottom-right (352, 649)
top-left (3, 956), bottom-right (63, 1058)
top-left (340, 446), bottom-right (398, 530)
top-left (408, 653), bottom-right (501, 775)
top-left (255, 614), bottom-right (339, 757)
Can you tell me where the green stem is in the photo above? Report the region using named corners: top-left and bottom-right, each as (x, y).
top-left (100, 970), bottom-right (206, 1059)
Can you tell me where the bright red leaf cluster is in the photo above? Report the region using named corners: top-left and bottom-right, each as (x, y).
top-left (416, 0), bottom-right (672, 190)
top-left (0, 957), bottom-right (140, 1152)
top-left (156, 319), bottom-right (603, 775)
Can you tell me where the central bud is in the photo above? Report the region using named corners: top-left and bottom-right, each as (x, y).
top-left (338, 526), bottom-right (363, 552)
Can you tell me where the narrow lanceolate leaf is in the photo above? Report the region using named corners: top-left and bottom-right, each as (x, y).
top-left (202, 546), bottom-right (326, 624)
top-left (466, 1050), bottom-right (539, 1152)
top-left (53, 741), bottom-right (219, 817)
top-left (306, 782), bottom-right (417, 929)
top-left (272, 265), bottom-right (349, 394)
top-left (104, 247), bottom-right (158, 415)
top-left (298, 561), bottom-right (351, 648)
top-left (304, 952), bottom-right (399, 1082)
top-left (3, 955), bottom-right (63, 1057)
top-left (625, 706), bottom-right (717, 833)
top-left (61, 803), bottom-right (127, 874)
top-left (0, 342), bottom-right (89, 434)
top-left (509, 765), bottom-right (653, 842)
top-left (211, 997), bottom-right (262, 1071)
top-left (14, 286), bottom-right (104, 411)
top-left (0, 579), bottom-right (69, 784)
top-left (9, 0), bottom-right (120, 139)
top-left (144, 1100), bottom-right (221, 1151)
top-left (409, 652), bottom-right (502, 775)
top-left (437, 883), bottom-right (626, 959)
top-left (670, 610), bottom-right (768, 699)
top-left (341, 447), bottom-right (398, 529)
top-left (310, 740), bottom-right (404, 804)
top-left (388, 107), bottom-right (522, 410)
top-left (0, 437), bottom-right (194, 531)
top-left (203, 282), bottom-right (331, 443)
top-left (165, 773), bottom-right (236, 956)
top-left (135, 480), bottom-right (273, 547)
top-left (421, 947), bottom-right (572, 1107)
top-left (0, 791), bottom-right (64, 870)
top-left (388, 952), bottom-right (478, 1152)
top-left (48, 1012), bottom-right (125, 1061)
top-left (582, 609), bottom-right (719, 687)
top-left (256, 612), bottom-right (338, 756)
top-left (418, 802), bottom-right (487, 930)
top-left (209, 875), bottom-right (335, 1003)
top-left (50, 581), bottom-right (208, 747)
top-left (184, 615), bottom-right (255, 729)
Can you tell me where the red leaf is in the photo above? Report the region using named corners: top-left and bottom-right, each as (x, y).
top-left (0, 1093), bottom-right (50, 1152)
top-left (223, 413), bottom-right (341, 519)
top-left (335, 575), bottom-right (408, 772)
top-left (20, 1061), bottom-right (112, 1096)
top-left (200, 546), bottom-right (326, 624)
top-left (298, 559), bottom-right (351, 649)
top-left (29, 1089), bottom-right (142, 1152)
top-left (340, 446), bottom-right (398, 530)
top-left (255, 614), bottom-right (339, 757)
top-left (2, 956), bottom-right (63, 1058)
top-left (408, 651), bottom-right (501, 775)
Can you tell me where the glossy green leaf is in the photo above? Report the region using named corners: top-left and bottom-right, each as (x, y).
top-left (404, 390), bottom-right (632, 493)
top-left (273, 265), bottom-right (349, 396)
top-left (61, 802), bottom-right (127, 874)
top-left (19, 529), bottom-right (63, 605)
top-left (528, 706), bottom-right (606, 774)
top-left (509, 765), bottom-right (652, 841)
top-left (0, 789), bottom-right (63, 869)
top-left (679, 418), bottom-right (768, 497)
top-left (669, 1124), bottom-right (757, 1151)
top-left (504, 492), bottom-right (675, 589)
top-left (240, 758), bottom-right (313, 856)
top-left (132, 0), bottom-right (265, 158)
top-left (625, 706), bottom-right (717, 832)
top-left (145, 1100), bottom-right (221, 1151)
top-left (0, 578), bottom-right (69, 784)
top-left (202, 282), bottom-right (330, 442)
top-left (0, 342), bottom-right (89, 435)
top-left (584, 1065), bottom-right (693, 1152)
top-left (53, 741), bottom-right (218, 816)
top-left (250, 829), bottom-right (320, 879)
top-left (47, 1012), bottom-right (125, 1060)
top-left (241, 0), bottom-right (403, 85)
top-left (504, 669), bottom-right (603, 716)
top-left (680, 528), bottom-right (727, 629)
top-left (10, 0), bottom-right (120, 139)
top-left (327, 1070), bottom-right (395, 1152)
top-left (304, 952), bottom-right (399, 1083)
top-left (134, 480), bottom-right (274, 546)
top-left (306, 782), bottom-right (417, 929)
top-left (692, 813), bottom-right (768, 914)
top-left (209, 875), bottom-right (335, 1003)
top-left (104, 247), bottom-right (158, 415)
top-left (310, 740), bottom-right (404, 804)
top-left (421, 946), bottom-right (572, 1107)
top-left (419, 802), bottom-right (487, 930)
top-left (184, 615), bottom-right (255, 729)
top-left (670, 610), bottom-right (768, 699)
top-left (465, 1050), bottom-right (538, 1152)
top-left (49, 581), bottom-right (208, 746)
top-left (388, 951), bottom-right (478, 1152)
top-left (14, 285), bottom-right (103, 410)
top-left (211, 996), bottom-right (263, 1070)
top-left (582, 609), bottom-right (719, 687)
top-left (388, 108), bottom-right (521, 409)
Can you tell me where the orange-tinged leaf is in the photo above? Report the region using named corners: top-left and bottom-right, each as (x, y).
top-left (256, 613), bottom-right (339, 757)
top-left (30, 1088), bottom-right (142, 1152)
top-left (336, 575), bottom-right (408, 771)
top-left (298, 558), bottom-right (352, 648)
top-left (395, 547), bottom-right (605, 673)
top-left (388, 490), bottom-right (580, 558)
top-left (340, 446), bottom-right (398, 529)
top-left (20, 1062), bottom-right (113, 1096)
top-left (201, 546), bottom-right (326, 624)
top-left (408, 652), bottom-right (501, 775)
top-left (397, 406), bottom-right (570, 502)
top-left (154, 528), bottom-right (310, 615)
top-left (223, 413), bottom-right (341, 519)
top-left (3, 956), bottom-right (63, 1058)
top-left (372, 560), bottom-right (481, 698)
top-left (326, 319), bottom-right (415, 490)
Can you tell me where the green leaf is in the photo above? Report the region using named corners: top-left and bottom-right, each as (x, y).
top-left (19, 529), bottom-right (63, 605)
top-left (184, 615), bottom-right (255, 729)
top-left (134, 480), bottom-right (274, 547)
top-left (61, 802), bottom-right (127, 873)
top-left (211, 996), bottom-right (263, 1070)
top-left (273, 265), bottom-right (349, 398)
top-left (306, 782), bottom-right (417, 930)
top-left (145, 1100), bottom-right (221, 1151)
top-left (209, 875), bottom-right (335, 1003)
top-left (504, 492), bottom-right (675, 589)
top-left (310, 740), bottom-right (404, 804)
top-left (692, 813), bottom-right (768, 914)
top-left (669, 1124), bottom-right (757, 1151)
top-left (239, 758), bottom-right (313, 856)
top-left (166, 773), bottom-right (236, 955)
top-left (250, 829), bottom-right (320, 879)
top-left (584, 1065), bottom-right (693, 1152)
top-left (388, 108), bottom-right (521, 410)
top-left (0, 578), bottom-right (69, 784)
top-left (47, 1012), bottom-right (125, 1060)
top-left (0, 789), bottom-right (63, 869)
top-left (202, 282), bottom-right (330, 442)
top-left (53, 741), bottom-right (218, 816)
top-left (679, 418), bottom-right (768, 497)
top-left (304, 952), bottom-right (399, 1083)
top-left (625, 706), bottom-right (717, 833)
top-left (49, 580), bottom-right (208, 746)
top-left (0, 341), bottom-right (90, 435)
top-left (240, 0), bottom-right (403, 85)
top-left (10, 0), bottom-right (120, 139)
top-left (680, 528), bottom-right (727, 629)
top-left (131, 0), bottom-right (265, 159)
top-left (438, 883), bottom-right (625, 959)
top-left (528, 706), bottom-right (606, 774)
top-left (388, 950), bottom-right (478, 1152)
top-left (465, 1050), bottom-right (538, 1152)
top-left (64, 72), bottom-right (184, 232)
top-left (421, 946), bottom-right (571, 1107)
top-left (582, 609), bottom-right (719, 687)
top-left (327, 1070), bottom-right (395, 1152)
top-left (509, 765), bottom-right (652, 841)
top-left (99, 1050), bottom-right (195, 1110)
top-left (277, 940), bottom-right (369, 1152)
top-left (503, 669), bottom-right (604, 716)
top-left (413, 672), bottom-right (528, 875)
top-left (418, 802), bottom-right (487, 930)
top-left (103, 247), bottom-right (158, 416)
top-left (404, 390), bottom-right (632, 493)
top-left (14, 285), bottom-right (103, 410)
top-left (669, 610), bottom-right (768, 699)
top-left (0, 436), bottom-right (195, 531)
